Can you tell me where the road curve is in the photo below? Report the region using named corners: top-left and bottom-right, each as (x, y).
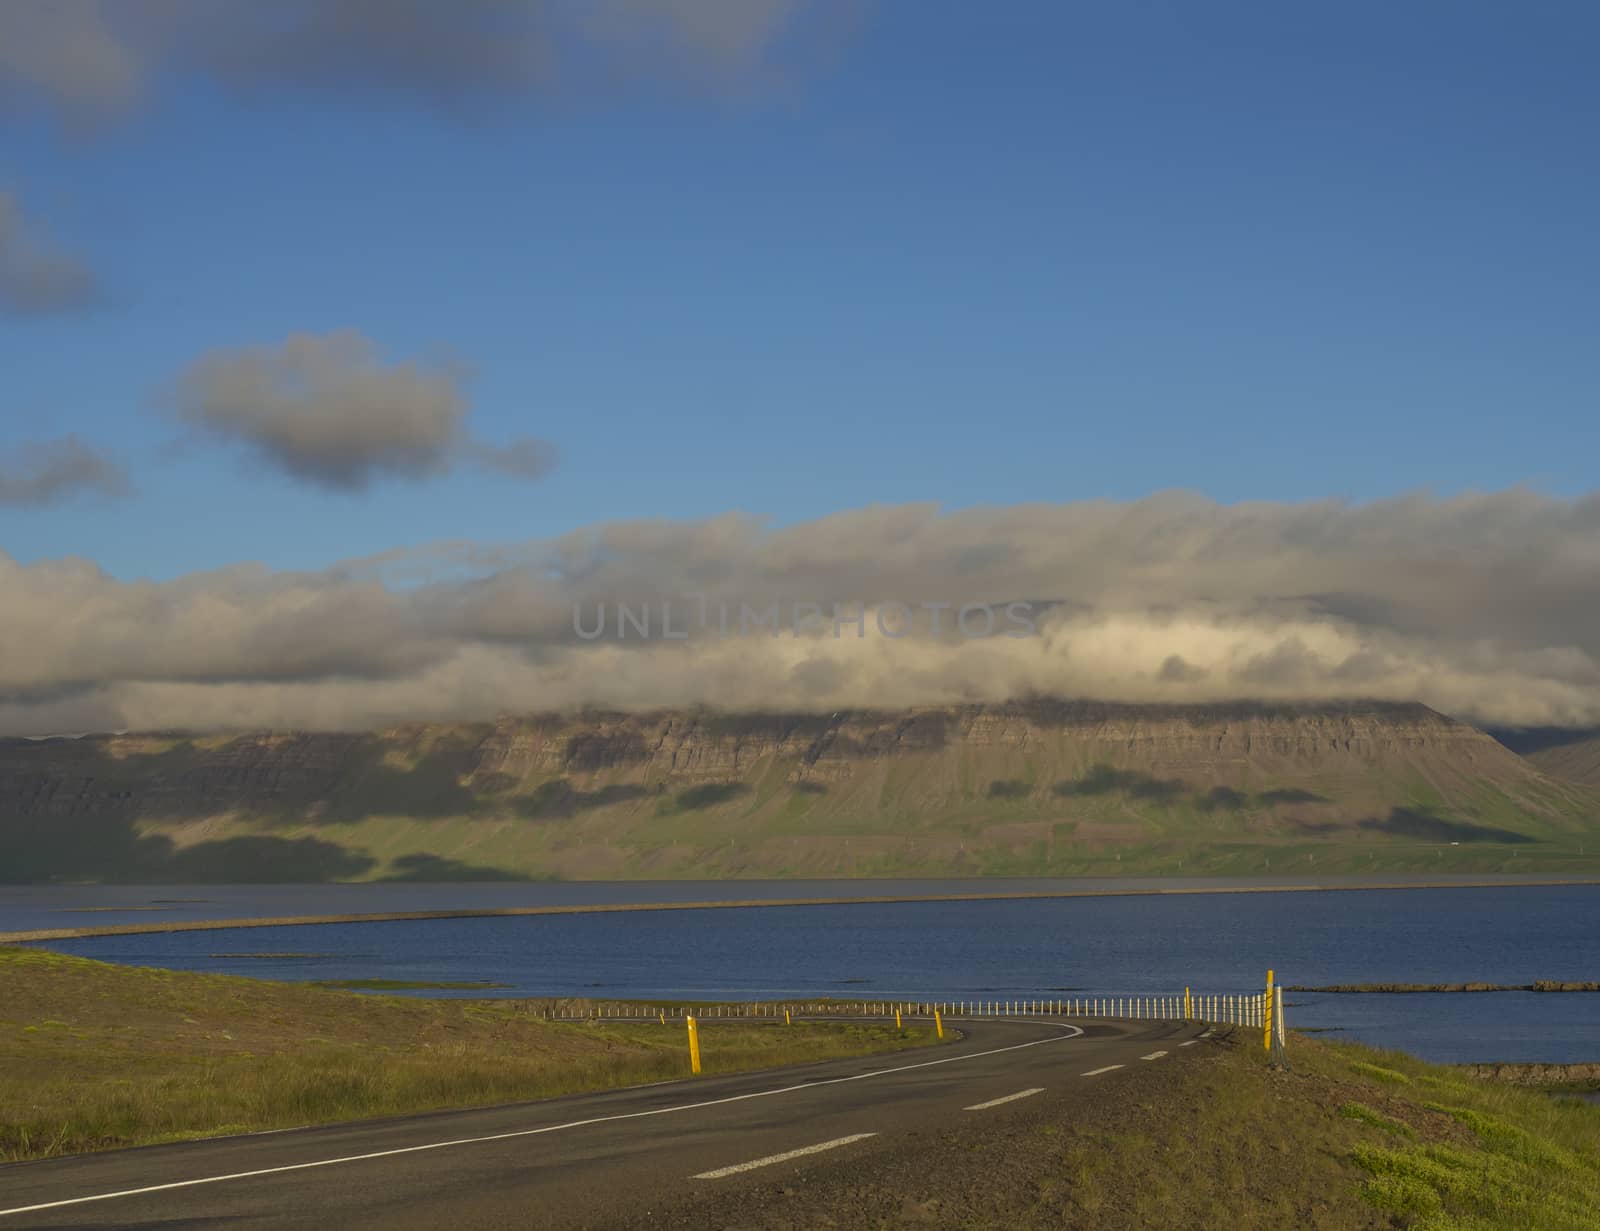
top-left (0, 1016), bottom-right (1213, 1230)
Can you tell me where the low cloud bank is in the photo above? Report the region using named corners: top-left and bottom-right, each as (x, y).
top-left (4, 490), bottom-right (1599, 735)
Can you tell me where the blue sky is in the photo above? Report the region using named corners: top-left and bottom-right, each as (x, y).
top-left (4, 0), bottom-right (1597, 582)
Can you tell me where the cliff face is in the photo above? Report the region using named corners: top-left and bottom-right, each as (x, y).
top-left (0, 731), bottom-right (366, 821)
top-left (1, 701), bottom-right (1594, 882)
top-left (463, 700), bottom-right (1520, 781)
top-left (0, 700), bottom-right (1522, 813)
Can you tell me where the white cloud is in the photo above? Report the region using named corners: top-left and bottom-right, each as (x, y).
top-left (171, 331), bottom-right (555, 490)
top-left (4, 491), bottom-right (1600, 733)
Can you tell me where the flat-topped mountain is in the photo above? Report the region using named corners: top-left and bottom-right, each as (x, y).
top-left (3, 701), bottom-right (1596, 882)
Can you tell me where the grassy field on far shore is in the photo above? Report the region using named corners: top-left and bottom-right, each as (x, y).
top-left (0, 947), bottom-right (936, 1162)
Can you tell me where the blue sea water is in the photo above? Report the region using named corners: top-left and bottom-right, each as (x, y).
top-left (11, 881), bottom-right (1598, 1065)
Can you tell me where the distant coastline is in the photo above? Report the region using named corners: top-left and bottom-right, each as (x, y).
top-left (6, 875), bottom-right (1599, 944)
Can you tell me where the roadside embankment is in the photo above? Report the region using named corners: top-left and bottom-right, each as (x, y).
top-left (0, 946), bottom-right (936, 1162)
top-left (635, 1032), bottom-right (1600, 1231)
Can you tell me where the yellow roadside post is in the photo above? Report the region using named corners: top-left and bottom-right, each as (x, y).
top-left (934, 1009), bottom-right (944, 1040)
top-left (659, 1011), bottom-right (666, 1025)
top-left (785, 1008), bottom-right (792, 1025)
top-left (1263, 969), bottom-right (1274, 1052)
top-left (687, 1015), bottom-right (703, 1075)
top-left (1184, 987), bottom-right (1192, 1022)
top-left (895, 1008), bottom-right (903, 1029)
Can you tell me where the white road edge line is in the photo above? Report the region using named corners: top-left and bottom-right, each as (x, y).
top-left (692, 1133), bottom-right (876, 1179)
top-left (1140, 1051), bottom-right (1169, 1060)
top-left (1080, 1065), bottom-right (1123, 1077)
top-left (964, 1087), bottom-right (1044, 1111)
top-left (0, 1024), bottom-right (1084, 1219)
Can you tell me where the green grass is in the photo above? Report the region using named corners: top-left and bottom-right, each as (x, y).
top-left (1341, 1101), bottom-right (1418, 1138)
top-left (627, 1027), bottom-right (1599, 1231)
top-left (1026, 1033), bottom-right (1600, 1231)
top-left (129, 799), bottom-right (1600, 881)
top-left (1299, 1042), bottom-right (1600, 1230)
top-left (1351, 1060), bottom-right (1415, 1085)
top-left (0, 946), bottom-right (939, 1161)
top-left (15, 711), bottom-right (1600, 883)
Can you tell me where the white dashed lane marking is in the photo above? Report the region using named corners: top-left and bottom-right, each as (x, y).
top-left (692, 1134), bottom-right (877, 1179)
top-left (1080, 1065), bottom-right (1123, 1077)
top-left (1140, 1051), bottom-right (1169, 1061)
top-left (964, 1088), bottom-right (1044, 1111)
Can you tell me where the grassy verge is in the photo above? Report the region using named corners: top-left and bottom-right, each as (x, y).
top-left (0, 946), bottom-right (937, 1162)
top-left (1307, 1043), bottom-right (1600, 1229)
top-left (1066, 1038), bottom-right (1598, 1229)
top-left (643, 1030), bottom-right (1600, 1230)
top-left (1045, 1037), bottom-right (1600, 1230)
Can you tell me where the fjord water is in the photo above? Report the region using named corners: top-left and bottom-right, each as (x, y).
top-left (0, 874), bottom-right (1582, 934)
top-left (12, 881), bottom-right (1598, 1065)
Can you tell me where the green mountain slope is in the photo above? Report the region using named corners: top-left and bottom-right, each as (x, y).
top-left (4, 701), bottom-right (1598, 882)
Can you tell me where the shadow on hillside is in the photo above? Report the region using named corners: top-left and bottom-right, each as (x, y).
top-left (1288, 818), bottom-right (1343, 835)
top-left (673, 782), bottom-right (752, 810)
top-left (163, 836), bottom-right (377, 881)
top-left (987, 779), bottom-right (1032, 799)
top-left (0, 810), bottom-right (377, 884)
top-left (1196, 786), bottom-right (1248, 811)
top-left (1258, 788), bottom-right (1329, 805)
top-left (0, 731), bottom-right (674, 838)
top-left (1049, 771), bottom-right (1346, 814)
top-left (0, 813), bottom-right (530, 885)
top-left (513, 779), bottom-right (651, 819)
top-left (1360, 807), bottom-right (1536, 844)
top-left (380, 853), bottom-right (532, 882)
top-left (309, 734), bottom-right (486, 822)
top-left (792, 780), bottom-right (829, 795)
top-left (0, 731), bottom-right (495, 828)
top-left (1053, 765), bottom-right (1185, 801)
top-left (1288, 807), bottom-right (1535, 845)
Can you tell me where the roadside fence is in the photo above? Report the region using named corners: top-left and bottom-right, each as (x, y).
top-left (535, 979), bottom-right (1285, 1037)
top-left (535, 970), bottom-right (1288, 1076)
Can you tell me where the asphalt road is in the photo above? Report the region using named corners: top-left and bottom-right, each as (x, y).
top-left (0, 1016), bottom-right (1212, 1230)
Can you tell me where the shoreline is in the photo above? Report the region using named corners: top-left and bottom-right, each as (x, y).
top-left (4, 875), bottom-right (1599, 943)
top-left (1290, 980), bottom-right (1600, 993)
